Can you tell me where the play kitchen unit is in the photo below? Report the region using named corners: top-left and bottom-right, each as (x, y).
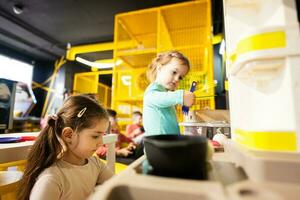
top-left (88, 0), bottom-right (300, 199)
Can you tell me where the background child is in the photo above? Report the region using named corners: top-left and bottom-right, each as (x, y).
top-left (18, 95), bottom-right (113, 200)
top-left (143, 50), bottom-right (195, 136)
top-left (126, 111), bottom-right (144, 144)
top-left (96, 109), bottom-right (136, 159)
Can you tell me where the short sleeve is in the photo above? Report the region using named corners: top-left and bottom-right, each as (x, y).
top-left (30, 174), bottom-right (62, 200)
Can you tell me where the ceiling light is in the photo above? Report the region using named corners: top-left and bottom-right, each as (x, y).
top-left (13, 4), bottom-right (24, 15)
top-left (75, 56), bottom-right (122, 69)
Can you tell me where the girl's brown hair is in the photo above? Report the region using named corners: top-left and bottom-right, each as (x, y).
top-left (17, 94), bottom-right (108, 200)
top-left (146, 50), bottom-right (190, 82)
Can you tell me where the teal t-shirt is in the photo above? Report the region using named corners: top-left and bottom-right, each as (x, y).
top-left (143, 82), bottom-right (184, 136)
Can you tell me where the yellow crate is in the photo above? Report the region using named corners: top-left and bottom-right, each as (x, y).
top-left (114, 68), bottom-right (149, 101)
top-left (158, 1), bottom-right (211, 49)
top-left (73, 72), bottom-right (98, 94)
top-left (115, 9), bottom-right (158, 52)
top-left (116, 50), bottom-right (156, 68)
top-left (97, 83), bottom-right (112, 108)
top-left (73, 71), bottom-right (112, 108)
top-left (177, 97), bottom-right (215, 122)
top-left (180, 73), bottom-right (215, 96)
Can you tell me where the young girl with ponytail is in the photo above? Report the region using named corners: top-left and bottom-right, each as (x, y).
top-left (18, 95), bottom-right (113, 200)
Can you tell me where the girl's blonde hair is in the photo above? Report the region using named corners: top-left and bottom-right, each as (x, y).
top-left (146, 50), bottom-right (190, 82)
top-left (17, 95), bottom-right (108, 200)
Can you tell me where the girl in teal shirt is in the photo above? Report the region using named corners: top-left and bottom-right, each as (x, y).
top-left (143, 51), bottom-right (195, 136)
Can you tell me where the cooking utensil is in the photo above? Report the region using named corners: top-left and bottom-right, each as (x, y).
top-left (182, 81), bottom-right (197, 115)
top-left (144, 134), bottom-right (208, 179)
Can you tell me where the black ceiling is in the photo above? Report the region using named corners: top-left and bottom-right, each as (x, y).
top-left (0, 0), bottom-right (195, 62)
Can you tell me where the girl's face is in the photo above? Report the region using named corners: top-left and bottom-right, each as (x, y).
top-left (64, 118), bottom-right (109, 165)
top-left (155, 58), bottom-right (189, 91)
top-left (133, 115), bottom-right (142, 125)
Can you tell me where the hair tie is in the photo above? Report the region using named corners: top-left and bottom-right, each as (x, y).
top-left (77, 107), bottom-right (87, 118)
top-left (47, 114), bottom-right (58, 126)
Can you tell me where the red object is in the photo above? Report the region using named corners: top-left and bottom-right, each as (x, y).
top-left (96, 129), bottom-right (133, 158)
top-left (210, 140), bottom-right (221, 147)
top-left (126, 124), bottom-right (144, 138)
top-left (19, 136), bottom-right (37, 142)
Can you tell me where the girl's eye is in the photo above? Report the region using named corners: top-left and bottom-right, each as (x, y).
top-left (92, 136), bottom-right (100, 139)
top-left (172, 71), bottom-right (177, 75)
top-left (179, 76), bottom-right (183, 80)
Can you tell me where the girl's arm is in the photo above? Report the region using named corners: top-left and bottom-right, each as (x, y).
top-left (144, 90), bottom-right (184, 108)
top-left (30, 175), bottom-right (61, 200)
top-left (96, 158), bottom-right (114, 184)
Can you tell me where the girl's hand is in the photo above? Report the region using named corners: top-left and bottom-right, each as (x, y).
top-left (183, 91), bottom-right (195, 107)
top-left (116, 148), bottom-right (133, 157)
top-left (127, 143), bottom-right (136, 151)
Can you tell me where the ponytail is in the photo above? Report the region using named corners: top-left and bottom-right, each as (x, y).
top-left (17, 95), bottom-right (108, 200)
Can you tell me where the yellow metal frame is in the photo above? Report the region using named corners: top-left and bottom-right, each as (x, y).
top-left (66, 42), bottom-right (114, 61)
top-left (41, 56), bottom-right (66, 117)
top-left (40, 0), bottom-right (215, 125)
top-left (66, 41), bottom-right (137, 61)
top-left (65, 40), bottom-right (117, 110)
top-left (73, 70), bottom-right (113, 108)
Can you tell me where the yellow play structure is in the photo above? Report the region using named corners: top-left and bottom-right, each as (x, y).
top-left (72, 0), bottom-right (215, 124)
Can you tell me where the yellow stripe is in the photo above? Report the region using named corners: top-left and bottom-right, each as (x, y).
top-left (230, 31), bottom-right (286, 62)
top-left (213, 33), bottom-right (223, 45)
top-left (235, 129), bottom-right (297, 151)
top-left (224, 80), bottom-right (229, 91)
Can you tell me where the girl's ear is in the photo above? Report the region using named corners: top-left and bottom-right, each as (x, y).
top-left (61, 127), bottom-right (74, 143)
top-left (156, 63), bottom-right (162, 72)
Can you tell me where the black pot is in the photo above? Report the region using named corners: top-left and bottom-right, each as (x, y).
top-left (144, 135), bottom-right (208, 180)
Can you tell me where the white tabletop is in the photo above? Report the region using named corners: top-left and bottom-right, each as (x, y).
top-left (179, 122), bottom-right (230, 128)
top-left (0, 132), bottom-right (40, 164)
top-left (0, 132), bottom-right (118, 173)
